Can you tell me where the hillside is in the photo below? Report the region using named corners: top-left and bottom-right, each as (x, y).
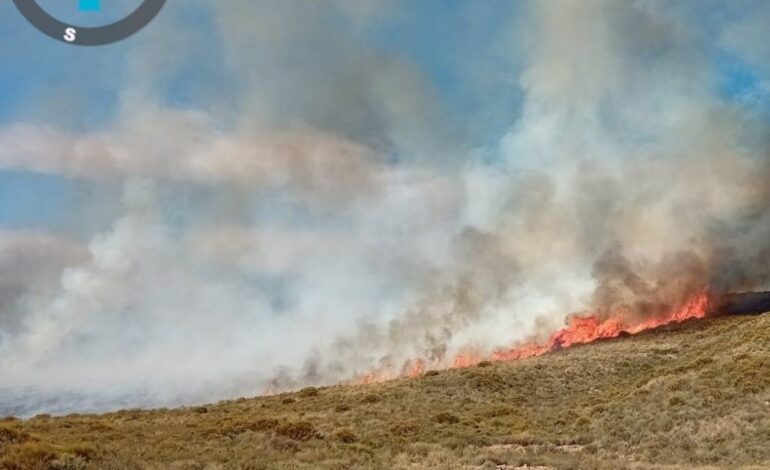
top-left (2, 313), bottom-right (769, 470)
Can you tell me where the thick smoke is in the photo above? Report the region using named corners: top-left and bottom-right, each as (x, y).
top-left (0, 0), bottom-right (769, 415)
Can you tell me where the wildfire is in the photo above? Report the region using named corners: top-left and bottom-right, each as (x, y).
top-left (492, 291), bottom-right (709, 362)
top-left (353, 291), bottom-right (711, 384)
top-left (353, 358), bottom-right (428, 385)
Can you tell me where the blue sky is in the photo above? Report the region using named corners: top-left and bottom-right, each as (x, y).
top-left (0, 1), bottom-right (509, 235)
top-left (0, 1), bottom-right (768, 236)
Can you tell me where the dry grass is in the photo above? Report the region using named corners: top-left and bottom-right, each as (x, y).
top-left (2, 313), bottom-right (770, 469)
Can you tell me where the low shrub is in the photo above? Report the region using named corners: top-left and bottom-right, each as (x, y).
top-left (669, 395), bottom-right (686, 407)
top-left (479, 406), bottom-right (516, 418)
top-left (202, 418), bottom-right (280, 438)
top-left (63, 443), bottom-right (97, 461)
top-left (334, 403), bottom-right (351, 413)
top-left (389, 421), bottom-right (419, 436)
top-left (49, 453), bottom-right (88, 470)
top-left (298, 387), bottom-right (320, 398)
top-left (334, 429), bottom-right (358, 443)
top-left (270, 437), bottom-right (300, 453)
top-left (0, 441), bottom-right (57, 469)
top-left (275, 421), bottom-right (319, 441)
top-left (0, 426), bottom-right (30, 446)
top-left (433, 412), bottom-right (461, 425)
top-left (361, 394), bottom-right (381, 404)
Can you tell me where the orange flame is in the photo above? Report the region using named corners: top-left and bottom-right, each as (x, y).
top-left (352, 291), bottom-right (710, 384)
top-left (493, 291), bottom-right (709, 362)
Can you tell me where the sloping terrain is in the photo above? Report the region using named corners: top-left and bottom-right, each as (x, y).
top-left (2, 313), bottom-right (769, 470)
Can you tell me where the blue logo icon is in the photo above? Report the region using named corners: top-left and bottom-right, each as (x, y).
top-left (79, 0), bottom-right (101, 12)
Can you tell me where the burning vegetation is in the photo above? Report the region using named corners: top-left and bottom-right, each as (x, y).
top-left (353, 291), bottom-right (770, 385)
top-left (491, 291), bottom-right (711, 362)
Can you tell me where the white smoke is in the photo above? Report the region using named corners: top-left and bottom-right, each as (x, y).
top-left (0, 0), bottom-right (769, 415)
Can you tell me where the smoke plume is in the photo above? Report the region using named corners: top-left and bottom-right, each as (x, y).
top-left (0, 0), bottom-right (768, 415)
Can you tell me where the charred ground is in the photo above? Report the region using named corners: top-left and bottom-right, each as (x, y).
top-left (2, 311), bottom-right (770, 470)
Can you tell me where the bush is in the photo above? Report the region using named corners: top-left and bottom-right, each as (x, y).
top-left (0, 426), bottom-right (30, 445)
top-left (298, 387), bottom-right (320, 398)
top-left (334, 429), bottom-right (358, 444)
top-left (275, 421), bottom-right (319, 441)
top-left (433, 412), bottom-right (460, 425)
top-left (49, 453), bottom-right (88, 470)
top-left (64, 443), bottom-right (97, 461)
top-left (0, 442), bottom-right (57, 469)
top-left (334, 403), bottom-right (351, 413)
top-left (361, 394), bottom-right (381, 404)
top-left (480, 406), bottom-right (515, 418)
top-left (270, 437), bottom-right (300, 453)
top-left (389, 421), bottom-right (419, 436)
top-left (669, 395), bottom-right (686, 407)
top-left (463, 370), bottom-right (508, 392)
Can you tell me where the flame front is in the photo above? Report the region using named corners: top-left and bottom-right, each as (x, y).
top-left (493, 291), bottom-right (709, 362)
top-left (354, 291), bottom-right (711, 384)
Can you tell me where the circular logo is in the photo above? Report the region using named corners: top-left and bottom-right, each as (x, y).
top-left (13, 0), bottom-right (166, 46)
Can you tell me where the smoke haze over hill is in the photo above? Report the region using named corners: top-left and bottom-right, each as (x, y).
top-left (0, 0), bottom-right (769, 415)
